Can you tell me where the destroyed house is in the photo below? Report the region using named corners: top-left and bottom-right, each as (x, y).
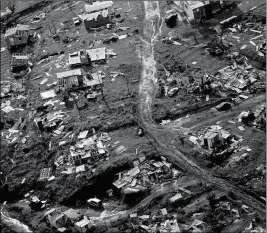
top-left (11, 54), bottom-right (28, 73)
top-left (85, 1), bottom-right (113, 13)
top-left (4, 24), bottom-right (30, 49)
top-left (69, 50), bottom-right (89, 67)
top-left (56, 69), bottom-right (84, 91)
top-left (83, 10), bottom-right (110, 30)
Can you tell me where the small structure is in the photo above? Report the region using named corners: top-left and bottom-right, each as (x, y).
top-left (75, 217), bottom-right (90, 233)
top-left (87, 47), bottom-right (106, 62)
top-left (11, 54), bottom-right (29, 73)
top-left (68, 50), bottom-right (89, 67)
top-left (83, 10), bottom-right (110, 30)
top-left (203, 129), bottom-right (222, 150)
top-left (4, 24), bottom-right (30, 49)
top-left (84, 1), bottom-right (113, 13)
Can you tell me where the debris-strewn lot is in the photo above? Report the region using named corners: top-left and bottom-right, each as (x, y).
top-left (152, 0), bottom-right (266, 209)
top-left (1, 1), bottom-right (266, 233)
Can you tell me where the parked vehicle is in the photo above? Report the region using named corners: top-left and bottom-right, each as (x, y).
top-left (87, 198), bottom-right (103, 208)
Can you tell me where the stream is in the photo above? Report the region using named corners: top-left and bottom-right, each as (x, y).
top-left (1, 206), bottom-right (32, 232)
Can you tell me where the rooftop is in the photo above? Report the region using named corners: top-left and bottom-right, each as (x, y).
top-left (185, 1), bottom-right (205, 9)
top-left (85, 1), bottom-right (113, 13)
top-left (11, 54), bottom-right (28, 67)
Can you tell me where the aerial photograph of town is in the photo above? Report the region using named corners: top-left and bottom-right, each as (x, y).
top-left (0, 0), bottom-right (266, 232)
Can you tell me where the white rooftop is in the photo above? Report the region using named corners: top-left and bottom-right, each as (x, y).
top-left (87, 47), bottom-right (106, 61)
top-left (85, 1), bottom-right (113, 13)
top-left (185, 1), bottom-right (205, 9)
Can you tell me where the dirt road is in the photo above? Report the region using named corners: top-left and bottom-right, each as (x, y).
top-left (138, 1), bottom-right (265, 217)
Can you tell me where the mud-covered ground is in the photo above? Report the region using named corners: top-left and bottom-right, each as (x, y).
top-left (0, 1), bottom-right (266, 233)
top-left (1, 0), bottom-right (145, 206)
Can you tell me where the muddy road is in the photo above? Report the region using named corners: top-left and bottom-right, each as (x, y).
top-left (138, 1), bottom-right (265, 217)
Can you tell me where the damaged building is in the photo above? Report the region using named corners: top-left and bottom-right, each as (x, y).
top-left (81, 1), bottom-right (113, 30)
top-left (83, 10), bottom-right (110, 30)
top-left (86, 47), bottom-right (106, 62)
top-left (179, 1), bottom-right (234, 22)
top-left (4, 24), bottom-right (30, 49)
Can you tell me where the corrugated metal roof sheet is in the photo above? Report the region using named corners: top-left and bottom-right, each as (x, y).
top-left (56, 69), bottom-right (82, 79)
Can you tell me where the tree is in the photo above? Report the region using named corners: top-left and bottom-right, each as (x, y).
top-left (7, 0), bottom-right (16, 13)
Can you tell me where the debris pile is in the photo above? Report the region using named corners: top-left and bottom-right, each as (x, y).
top-left (205, 37), bottom-right (232, 55)
top-left (53, 131), bottom-right (112, 175)
top-left (113, 156), bottom-right (183, 197)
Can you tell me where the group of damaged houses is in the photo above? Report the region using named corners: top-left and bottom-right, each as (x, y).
top-left (3, 0), bottom-right (115, 82)
top-left (1, 1), bottom-right (121, 140)
top-left (26, 152), bottom-right (186, 233)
